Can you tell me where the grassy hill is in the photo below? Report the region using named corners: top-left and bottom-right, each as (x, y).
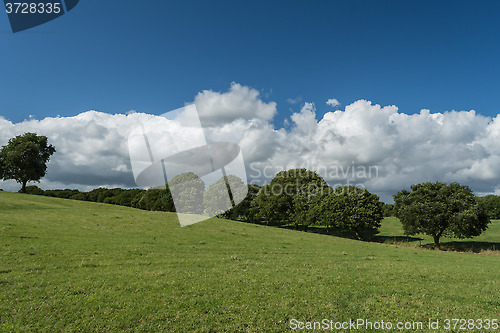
top-left (0, 192), bottom-right (498, 332)
top-left (377, 217), bottom-right (500, 252)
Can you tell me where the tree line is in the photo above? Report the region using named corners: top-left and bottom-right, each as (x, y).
top-left (21, 168), bottom-right (385, 240)
top-left (1, 133), bottom-right (493, 247)
top-left (21, 168), bottom-right (493, 247)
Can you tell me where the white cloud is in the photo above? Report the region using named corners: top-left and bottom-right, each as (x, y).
top-left (290, 102), bottom-right (317, 134)
top-left (194, 82), bottom-right (277, 126)
top-left (0, 111), bottom-right (156, 191)
top-left (326, 98), bottom-right (340, 107)
top-left (287, 97), bottom-right (302, 105)
top-left (2, 83), bottom-right (500, 203)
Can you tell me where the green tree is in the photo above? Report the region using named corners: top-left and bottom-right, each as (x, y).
top-left (204, 175), bottom-right (247, 217)
top-left (24, 185), bottom-right (45, 195)
top-left (476, 195), bottom-right (500, 219)
top-left (70, 193), bottom-right (89, 201)
top-left (381, 203), bottom-right (394, 217)
top-left (229, 184), bottom-right (261, 222)
top-left (168, 172), bottom-right (205, 214)
top-left (44, 189), bottom-right (81, 199)
top-left (310, 186), bottom-right (382, 239)
top-left (393, 182), bottom-right (490, 247)
top-left (251, 169), bottom-right (328, 230)
top-left (139, 188), bottom-right (175, 211)
top-left (0, 133), bottom-right (56, 193)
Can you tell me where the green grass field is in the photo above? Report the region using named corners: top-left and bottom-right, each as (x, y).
top-left (0, 192), bottom-right (498, 332)
top-left (376, 217), bottom-right (500, 252)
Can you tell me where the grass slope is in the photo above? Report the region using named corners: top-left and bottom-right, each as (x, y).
top-left (0, 192), bottom-right (498, 332)
top-left (378, 217), bottom-right (500, 252)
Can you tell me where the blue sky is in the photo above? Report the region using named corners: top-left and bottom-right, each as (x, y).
top-left (2, 0), bottom-right (500, 124)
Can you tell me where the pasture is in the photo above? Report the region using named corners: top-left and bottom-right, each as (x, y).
top-left (0, 192), bottom-right (498, 331)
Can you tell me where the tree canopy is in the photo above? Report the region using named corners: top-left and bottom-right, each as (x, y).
top-left (393, 182), bottom-right (489, 246)
top-left (0, 133), bottom-right (56, 193)
top-left (168, 172), bottom-right (205, 214)
top-left (251, 168), bottom-right (328, 229)
top-left (475, 195), bottom-right (500, 219)
top-left (204, 175), bottom-right (247, 216)
top-left (309, 185), bottom-right (383, 239)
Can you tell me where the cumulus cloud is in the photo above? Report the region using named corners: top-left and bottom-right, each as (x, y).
top-left (271, 101), bottom-right (496, 201)
top-left (0, 111), bottom-right (168, 191)
top-left (194, 82), bottom-right (277, 126)
top-left (326, 98), bottom-right (340, 107)
top-left (1, 83), bottom-right (500, 202)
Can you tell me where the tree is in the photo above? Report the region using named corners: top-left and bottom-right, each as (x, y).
top-left (24, 185), bottom-right (45, 195)
top-left (251, 168), bottom-right (328, 230)
top-left (476, 195), bottom-right (500, 219)
top-left (0, 133), bottom-right (56, 193)
top-left (309, 185), bottom-right (382, 239)
top-left (381, 203), bottom-right (394, 217)
top-left (204, 175), bottom-right (247, 217)
top-left (229, 184), bottom-right (261, 222)
top-left (168, 172), bottom-right (205, 214)
top-left (393, 182), bottom-right (490, 247)
top-left (139, 188), bottom-right (175, 212)
top-left (44, 189), bottom-right (81, 199)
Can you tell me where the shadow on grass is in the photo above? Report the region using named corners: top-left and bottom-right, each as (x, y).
top-left (279, 224), bottom-right (379, 240)
top-left (422, 241), bottom-right (500, 253)
top-left (371, 235), bottom-right (424, 244)
top-left (248, 221), bottom-right (499, 254)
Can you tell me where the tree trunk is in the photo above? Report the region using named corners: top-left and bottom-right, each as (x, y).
top-left (21, 180), bottom-right (27, 193)
top-left (433, 235), bottom-right (440, 248)
top-left (294, 223), bottom-right (298, 230)
top-left (303, 225), bottom-right (308, 232)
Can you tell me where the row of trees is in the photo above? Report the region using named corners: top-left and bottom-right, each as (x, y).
top-left (1, 133), bottom-right (492, 247)
top-left (21, 174), bottom-right (494, 247)
top-left (19, 168), bottom-right (493, 246)
top-left (23, 168), bottom-right (384, 240)
top-left (25, 186), bottom-right (176, 211)
top-left (247, 169), bottom-right (383, 239)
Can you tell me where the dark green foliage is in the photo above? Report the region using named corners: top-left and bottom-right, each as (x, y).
top-left (23, 185), bottom-right (45, 195)
top-left (86, 188), bottom-right (110, 203)
top-left (229, 184), bottom-right (261, 222)
top-left (476, 195), bottom-right (500, 219)
top-left (112, 189), bottom-right (145, 207)
top-left (394, 182), bottom-right (490, 246)
top-left (139, 188), bottom-right (175, 212)
top-left (101, 189), bottom-right (125, 205)
top-left (86, 187), bottom-right (174, 212)
top-left (90, 188), bottom-right (123, 203)
top-left (214, 183), bottom-right (260, 221)
top-left (290, 193), bottom-right (314, 231)
top-left (168, 172), bottom-right (205, 214)
top-left (21, 185), bottom-right (178, 212)
top-left (310, 186), bottom-right (383, 239)
top-left (0, 133), bottom-right (56, 193)
top-left (102, 188), bottom-right (147, 207)
top-left (141, 189), bottom-right (163, 211)
top-left (70, 193), bottom-right (89, 201)
top-left (381, 203), bottom-right (394, 217)
top-left (251, 169), bottom-right (329, 229)
top-left (44, 189), bottom-right (82, 199)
